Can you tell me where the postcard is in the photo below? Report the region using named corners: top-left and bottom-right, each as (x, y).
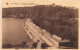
top-left (1, 0), bottom-right (80, 50)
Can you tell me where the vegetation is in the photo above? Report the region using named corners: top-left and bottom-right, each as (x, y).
top-left (2, 7), bottom-right (31, 18)
top-left (31, 5), bottom-right (78, 40)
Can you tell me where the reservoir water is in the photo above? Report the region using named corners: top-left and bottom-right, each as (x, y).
top-left (2, 18), bottom-right (31, 45)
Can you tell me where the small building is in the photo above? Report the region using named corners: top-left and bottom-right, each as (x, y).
top-left (19, 14), bottom-right (24, 19)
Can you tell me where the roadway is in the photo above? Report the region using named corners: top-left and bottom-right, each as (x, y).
top-left (24, 19), bottom-right (62, 49)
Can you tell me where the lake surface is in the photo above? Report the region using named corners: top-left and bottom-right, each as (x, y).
top-left (2, 18), bottom-right (31, 45)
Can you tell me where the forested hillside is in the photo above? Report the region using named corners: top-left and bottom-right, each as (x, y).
top-left (2, 7), bottom-right (31, 18)
top-left (31, 5), bottom-right (78, 41)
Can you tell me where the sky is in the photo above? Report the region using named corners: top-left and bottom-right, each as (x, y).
top-left (1, 0), bottom-right (80, 8)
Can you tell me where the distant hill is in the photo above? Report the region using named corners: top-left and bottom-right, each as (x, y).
top-left (2, 7), bottom-right (31, 18)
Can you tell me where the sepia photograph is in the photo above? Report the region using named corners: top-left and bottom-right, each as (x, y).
top-left (1, 0), bottom-right (79, 49)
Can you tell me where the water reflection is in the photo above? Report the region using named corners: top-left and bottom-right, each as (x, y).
top-left (2, 18), bottom-right (31, 48)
